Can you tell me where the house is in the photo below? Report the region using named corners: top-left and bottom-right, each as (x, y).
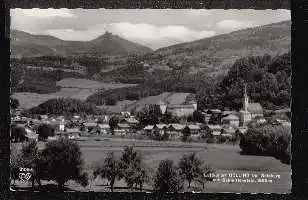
top-left (206, 125), bottom-right (222, 138)
top-left (221, 125), bottom-right (236, 136)
top-left (84, 121), bottom-right (97, 132)
top-left (186, 124), bottom-right (201, 137)
top-left (98, 124), bottom-right (110, 134)
top-left (158, 100), bottom-right (198, 117)
top-left (167, 124), bottom-right (185, 138)
top-left (115, 123), bottom-right (130, 136)
top-left (143, 125), bottom-right (154, 135)
top-left (24, 127), bottom-right (38, 142)
top-left (154, 124), bottom-right (168, 136)
top-left (121, 116), bottom-right (139, 129)
top-left (221, 114), bottom-right (240, 128)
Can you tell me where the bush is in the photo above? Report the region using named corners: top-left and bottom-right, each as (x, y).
top-left (11, 98), bottom-right (20, 109)
top-left (11, 124), bottom-right (27, 142)
top-left (37, 124), bottom-right (55, 141)
top-left (154, 159), bottom-right (183, 193)
top-left (240, 123), bottom-right (291, 164)
top-left (40, 138), bottom-right (88, 187)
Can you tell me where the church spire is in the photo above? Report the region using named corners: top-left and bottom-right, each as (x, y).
top-left (243, 84), bottom-right (249, 111)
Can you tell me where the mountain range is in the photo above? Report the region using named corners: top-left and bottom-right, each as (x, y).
top-left (10, 30), bottom-right (153, 57)
top-left (11, 20), bottom-right (290, 60)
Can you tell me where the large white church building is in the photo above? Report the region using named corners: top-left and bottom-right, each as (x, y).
top-left (239, 86), bottom-right (264, 126)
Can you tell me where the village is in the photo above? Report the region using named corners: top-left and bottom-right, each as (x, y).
top-left (11, 87), bottom-right (291, 144)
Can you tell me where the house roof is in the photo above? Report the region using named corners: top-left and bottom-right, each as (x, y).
top-left (210, 109), bottom-right (222, 113)
top-left (144, 125), bottom-right (154, 130)
top-left (248, 103), bottom-right (263, 114)
top-left (168, 124), bottom-right (185, 130)
top-left (125, 117), bottom-right (139, 124)
top-left (98, 124), bottom-right (110, 129)
top-left (222, 126), bottom-right (236, 133)
top-left (66, 128), bottom-right (80, 133)
top-left (207, 125), bottom-right (222, 130)
top-left (222, 114), bottom-right (239, 121)
top-left (221, 133), bottom-right (233, 138)
top-left (118, 123), bottom-right (130, 128)
top-left (156, 124), bottom-right (168, 129)
top-left (212, 131), bottom-right (221, 136)
top-left (187, 125), bottom-right (201, 130)
top-left (84, 122), bottom-right (97, 127)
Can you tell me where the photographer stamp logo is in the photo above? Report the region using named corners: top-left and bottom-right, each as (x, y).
top-left (19, 167), bottom-right (33, 182)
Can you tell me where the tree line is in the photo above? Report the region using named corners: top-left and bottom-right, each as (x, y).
top-left (26, 98), bottom-right (106, 116)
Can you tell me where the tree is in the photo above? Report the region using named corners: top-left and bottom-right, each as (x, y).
top-left (93, 152), bottom-right (120, 192)
top-left (240, 123), bottom-right (291, 164)
top-left (11, 97), bottom-right (20, 109)
top-left (40, 138), bottom-right (88, 188)
top-left (109, 116), bottom-right (119, 135)
top-left (182, 126), bottom-right (191, 142)
top-left (193, 110), bottom-right (204, 123)
top-left (137, 104), bottom-right (162, 126)
top-left (11, 124), bottom-right (27, 142)
top-left (154, 159), bottom-right (183, 193)
top-left (178, 152), bottom-right (204, 188)
top-left (118, 146), bottom-right (145, 190)
top-left (161, 112), bottom-right (179, 124)
top-left (19, 141), bottom-right (42, 188)
top-left (37, 124), bottom-right (55, 141)
top-left (10, 146), bottom-right (22, 186)
top-left (195, 164), bottom-right (215, 190)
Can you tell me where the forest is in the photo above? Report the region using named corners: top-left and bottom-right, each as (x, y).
top-left (11, 51), bottom-right (290, 113)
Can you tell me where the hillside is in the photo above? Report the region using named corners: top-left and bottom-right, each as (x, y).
top-left (10, 30), bottom-right (153, 57)
top-left (143, 20), bottom-right (291, 74)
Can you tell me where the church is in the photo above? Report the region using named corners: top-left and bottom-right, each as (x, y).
top-left (239, 85), bottom-right (264, 126)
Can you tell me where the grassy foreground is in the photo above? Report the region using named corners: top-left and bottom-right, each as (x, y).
top-left (11, 138), bottom-right (291, 193)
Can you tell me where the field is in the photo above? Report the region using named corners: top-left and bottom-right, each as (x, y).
top-left (11, 138), bottom-right (291, 193)
top-left (100, 92), bottom-right (193, 113)
top-left (12, 78), bottom-right (137, 109)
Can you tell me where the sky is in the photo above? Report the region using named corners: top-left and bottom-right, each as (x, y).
top-left (10, 9), bottom-right (290, 50)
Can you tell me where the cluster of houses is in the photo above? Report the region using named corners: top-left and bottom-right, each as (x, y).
top-left (11, 87), bottom-right (291, 143)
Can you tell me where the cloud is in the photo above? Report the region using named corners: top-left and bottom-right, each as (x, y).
top-left (108, 22), bottom-right (216, 43)
top-left (216, 20), bottom-right (255, 29)
top-left (39, 22), bottom-right (216, 49)
top-left (11, 8), bottom-right (77, 19)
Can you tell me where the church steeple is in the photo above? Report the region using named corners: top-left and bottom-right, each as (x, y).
top-left (243, 84), bottom-right (249, 111)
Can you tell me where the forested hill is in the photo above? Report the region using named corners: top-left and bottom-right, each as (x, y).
top-left (11, 30), bottom-right (153, 57)
top-left (140, 20), bottom-right (291, 74)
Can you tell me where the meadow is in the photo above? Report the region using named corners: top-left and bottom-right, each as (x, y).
top-left (11, 137), bottom-right (291, 193)
top-left (12, 78), bottom-right (137, 109)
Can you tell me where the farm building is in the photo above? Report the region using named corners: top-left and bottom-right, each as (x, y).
top-left (157, 100), bottom-right (198, 117)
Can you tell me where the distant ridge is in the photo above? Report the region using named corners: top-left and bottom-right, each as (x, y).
top-left (10, 30), bottom-right (153, 57)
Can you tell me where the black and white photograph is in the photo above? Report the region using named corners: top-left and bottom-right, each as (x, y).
top-left (10, 9), bottom-right (291, 193)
